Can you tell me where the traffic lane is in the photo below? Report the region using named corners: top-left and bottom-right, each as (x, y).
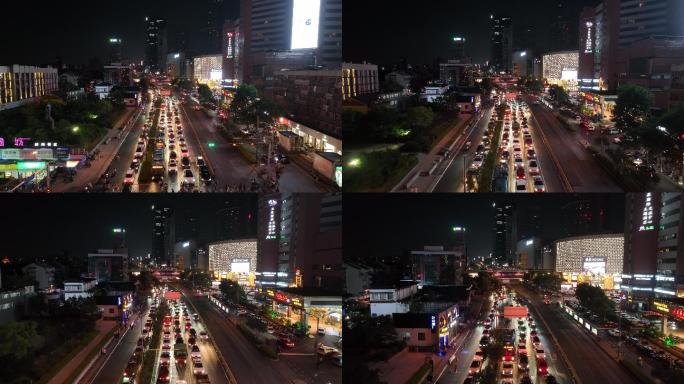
top-left (527, 106), bottom-right (565, 193)
top-left (518, 287), bottom-right (638, 384)
top-left (182, 297), bottom-right (229, 384)
top-left (186, 293), bottom-right (295, 384)
top-left (529, 104), bottom-right (621, 192)
top-left (92, 306), bottom-right (149, 384)
top-left (110, 107), bottom-right (149, 188)
top-left (180, 102), bottom-right (254, 188)
top-left (434, 108), bottom-right (492, 192)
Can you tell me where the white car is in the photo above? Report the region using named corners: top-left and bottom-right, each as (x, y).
top-left (516, 179), bottom-right (527, 192)
top-left (124, 169), bottom-right (135, 184)
top-left (472, 156), bottom-right (484, 169)
top-left (199, 331), bottom-right (209, 340)
top-left (192, 361), bottom-right (205, 375)
top-left (191, 345), bottom-right (201, 358)
top-left (183, 169), bottom-right (195, 186)
top-left (168, 159), bottom-right (178, 175)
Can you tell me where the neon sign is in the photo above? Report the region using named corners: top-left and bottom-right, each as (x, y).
top-left (266, 199), bottom-right (278, 239)
top-left (639, 193), bottom-right (654, 231)
top-left (0, 138), bottom-right (4, 147)
top-left (226, 32), bottom-right (234, 58)
top-left (14, 137), bottom-right (31, 147)
top-left (431, 315), bottom-right (436, 330)
top-left (585, 22), bottom-right (593, 53)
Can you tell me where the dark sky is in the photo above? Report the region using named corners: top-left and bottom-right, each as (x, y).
top-left (343, 194), bottom-right (625, 264)
top-left (344, 0), bottom-right (598, 65)
top-left (1, 0), bottom-right (239, 66)
top-left (0, 194), bottom-right (256, 263)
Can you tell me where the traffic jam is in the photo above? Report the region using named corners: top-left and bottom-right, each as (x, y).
top-left (500, 101), bottom-right (545, 193)
top-left (126, 94), bottom-right (213, 192)
top-left (463, 289), bottom-right (561, 384)
top-left (122, 290), bottom-right (217, 384)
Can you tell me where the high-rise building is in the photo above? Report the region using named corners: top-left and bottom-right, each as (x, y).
top-left (108, 38), bottom-right (123, 64)
top-left (207, 0), bottom-right (225, 53)
top-left (550, 0), bottom-right (577, 52)
top-left (655, 192), bottom-right (684, 298)
top-left (560, 198), bottom-right (611, 238)
top-left (318, 0), bottom-right (342, 68)
top-left (450, 36), bottom-right (467, 60)
top-left (249, 0), bottom-right (290, 53)
top-left (215, 202), bottom-right (255, 240)
top-left (0, 65), bottom-right (58, 111)
top-left (87, 249), bottom-right (128, 282)
top-left (257, 193), bottom-right (342, 290)
top-left (618, 0), bottom-right (684, 48)
top-left (410, 246), bottom-right (466, 286)
top-left (145, 17), bottom-right (167, 72)
top-left (622, 193), bottom-right (661, 302)
top-left (494, 202), bottom-right (517, 266)
top-left (152, 205), bottom-right (175, 267)
top-left (490, 14), bottom-right (513, 73)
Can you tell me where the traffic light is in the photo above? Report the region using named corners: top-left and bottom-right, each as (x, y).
top-left (208, 142), bottom-right (215, 148)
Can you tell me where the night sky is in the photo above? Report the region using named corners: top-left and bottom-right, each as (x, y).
top-left (2, 0), bottom-right (239, 66)
top-left (343, 194), bottom-right (625, 264)
top-left (344, 0), bottom-right (598, 66)
top-left (0, 194), bottom-right (256, 263)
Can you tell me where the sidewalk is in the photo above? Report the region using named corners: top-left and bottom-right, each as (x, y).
top-left (392, 115), bottom-right (472, 192)
top-left (47, 320), bottom-right (117, 384)
top-left (52, 107), bottom-right (137, 192)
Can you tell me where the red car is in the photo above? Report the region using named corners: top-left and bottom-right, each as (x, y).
top-left (537, 358), bottom-right (549, 375)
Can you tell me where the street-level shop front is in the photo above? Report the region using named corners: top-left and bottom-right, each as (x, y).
top-left (263, 287), bottom-right (342, 337)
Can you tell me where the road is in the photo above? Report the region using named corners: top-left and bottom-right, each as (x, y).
top-left (434, 107), bottom-right (493, 192)
top-left (527, 97), bottom-right (622, 192)
top-left (89, 302), bottom-right (149, 384)
top-left (178, 96), bottom-right (324, 193)
top-left (182, 289), bottom-right (301, 384)
top-left (512, 284), bottom-right (639, 384)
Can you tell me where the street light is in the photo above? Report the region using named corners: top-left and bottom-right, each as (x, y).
top-left (348, 158), bottom-right (361, 168)
top-left (72, 126), bottom-right (80, 133)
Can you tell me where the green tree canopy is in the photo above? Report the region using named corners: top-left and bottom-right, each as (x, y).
top-left (0, 321), bottom-right (37, 359)
top-left (219, 279), bottom-right (247, 305)
top-left (406, 106), bottom-right (434, 130)
top-left (614, 84), bottom-right (653, 134)
top-left (197, 83), bottom-right (214, 102)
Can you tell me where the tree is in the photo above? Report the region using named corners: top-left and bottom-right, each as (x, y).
top-left (0, 321), bottom-right (37, 359)
top-left (219, 279), bottom-right (246, 305)
top-left (481, 78), bottom-right (494, 94)
top-left (548, 84), bottom-right (569, 105)
top-left (230, 84), bottom-right (259, 125)
top-left (406, 106), bottom-right (434, 130)
top-left (137, 270), bottom-right (156, 291)
top-left (614, 84), bottom-right (653, 135)
top-left (307, 307), bottom-right (328, 332)
top-left (197, 83), bottom-right (213, 102)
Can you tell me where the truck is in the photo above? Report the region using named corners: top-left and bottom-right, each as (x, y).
top-left (174, 342), bottom-right (187, 368)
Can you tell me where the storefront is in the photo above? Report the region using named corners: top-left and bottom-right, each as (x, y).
top-left (279, 118), bottom-right (341, 155)
top-left (578, 91), bottom-right (617, 122)
top-left (263, 288), bottom-right (343, 336)
top-left (651, 299), bottom-right (684, 339)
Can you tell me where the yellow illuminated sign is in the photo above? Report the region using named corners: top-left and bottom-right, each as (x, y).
top-left (654, 300), bottom-right (669, 313)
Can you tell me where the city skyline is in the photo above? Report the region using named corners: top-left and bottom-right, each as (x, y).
top-left (344, 0), bottom-right (596, 65)
top-left (2, 0), bottom-right (239, 65)
top-left (0, 194), bottom-right (257, 264)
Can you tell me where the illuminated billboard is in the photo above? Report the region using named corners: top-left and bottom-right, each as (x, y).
top-left (291, 0), bottom-right (320, 49)
top-left (231, 259), bottom-right (250, 274)
top-left (582, 257), bottom-right (606, 275)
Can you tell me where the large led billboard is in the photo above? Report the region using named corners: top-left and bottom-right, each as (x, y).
top-left (582, 257), bottom-right (606, 275)
top-left (291, 0), bottom-right (320, 50)
top-left (231, 259), bottom-right (250, 274)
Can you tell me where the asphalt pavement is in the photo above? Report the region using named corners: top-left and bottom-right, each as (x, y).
top-left (513, 284), bottom-right (639, 384)
top-left (527, 100), bottom-right (622, 192)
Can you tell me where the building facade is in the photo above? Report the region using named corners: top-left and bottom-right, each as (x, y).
top-left (193, 54), bottom-right (223, 86)
top-left (0, 65), bottom-right (58, 111)
top-left (21, 263), bottom-right (55, 291)
top-left (655, 192), bottom-right (684, 297)
top-left (145, 17), bottom-right (167, 72)
top-left (490, 15), bottom-right (513, 73)
top-left (152, 206), bottom-right (175, 267)
top-left (553, 234), bottom-right (624, 289)
top-left (622, 192), bottom-right (661, 300)
top-left (342, 62), bottom-right (379, 101)
top-left (208, 239), bottom-right (258, 285)
top-left (87, 249), bottom-right (129, 282)
top-left (410, 246), bottom-right (465, 286)
top-left (63, 278), bottom-right (97, 301)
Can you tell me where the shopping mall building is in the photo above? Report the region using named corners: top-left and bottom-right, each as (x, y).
top-left (551, 233), bottom-right (624, 290)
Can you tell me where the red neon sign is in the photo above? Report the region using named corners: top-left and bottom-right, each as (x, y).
top-left (274, 292), bottom-right (289, 303)
top-left (671, 307), bottom-right (684, 321)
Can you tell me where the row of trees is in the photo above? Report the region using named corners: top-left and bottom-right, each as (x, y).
top-left (575, 283), bottom-right (617, 321)
top-left (343, 105), bottom-right (435, 148)
top-left (228, 84), bottom-right (284, 128)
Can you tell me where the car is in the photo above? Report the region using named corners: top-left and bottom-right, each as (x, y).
top-left (537, 358), bottom-right (549, 375)
top-left (157, 365), bottom-right (170, 382)
top-left (196, 157), bottom-right (206, 167)
top-left (533, 176), bottom-right (545, 192)
top-left (124, 169), bottom-right (135, 185)
top-left (160, 351), bottom-right (171, 365)
top-left (166, 159), bottom-right (177, 175)
top-left (518, 343), bottom-right (527, 354)
top-left (518, 354), bottom-right (529, 371)
top-left (526, 148), bottom-right (536, 158)
top-left (531, 330), bottom-right (538, 337)
top-left (267, 325), bottom-right (275, 334)
top-left (535, 347), bottom-right (545, 359)
top-left (199, 331), bottom-right (209, 340)
top-left (317, 328), bottom-right (326, 336)
top-left (472, 156), bottom-right (484, 169)
top-left (176, 336), bottom-right (184, 344)
top-left (123, 360), bottom-right (138, 382)
top-left (469, 360), bottom-right (482, 374)
top-left (545, 375), bottom-right (559, 384)
top-left (520, 375), bottom-right (533, 384)
top-left (181, 156), bottom-right (191, 169)
top-left (516, 166), bottom-right (526, 180)
top-left (500, 150), bottom-right (510, 163)
top-left (516, 179), bottom-right (527, 192)
top-left (188, 337), bottom-right (196, 345)
top-left (502, 348), bottom-right (515, 362)
top-left (191, 345), bottom-right (201, 358)
top-left (199, 167), bottom-right (212, 183)
top-left (514, 155), bottom-right (524, 167)
top-left (528, 160), bottom-right (539, 175)
top-left (479, 336), bottom-right (490, 347)
top-left (502, 362), bottom-right (514, 376)
top-left (134, 149), bottom-right (143, 159)
top-left (183, 170), bottom-right (195, 186)
top-left (133, 346), bottom-right (143, 361)
top-left (476, 144), bottom-right (485, 154)
top-left (169, 151), bottom-right (178, 159)
top-left (278, 337), bottom-right (295, 348)
top-left (193, 361), bottom-right (205, 375)
top-left (473, 349), bottom-right (484, 361)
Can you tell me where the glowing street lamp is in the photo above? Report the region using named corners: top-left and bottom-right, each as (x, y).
top-left (72, 126), bottom-right (80, 133)
top-left (348, 158), bottom-right (361, 168)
